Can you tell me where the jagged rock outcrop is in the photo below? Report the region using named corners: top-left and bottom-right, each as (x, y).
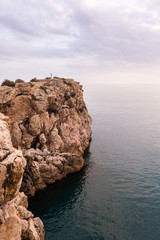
top-left (22, 149), bottom-right (84, 196)
top-left (0, 77), bottom-right (92, 196)
top-left (0, 114), bottom-right (44, 240)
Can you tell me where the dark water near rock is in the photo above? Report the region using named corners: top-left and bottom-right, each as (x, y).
top-left (29, 84), bottom-right (160, 240)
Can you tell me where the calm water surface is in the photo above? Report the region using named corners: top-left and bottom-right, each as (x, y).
top-left (29, 84), bottom-right (160, 240)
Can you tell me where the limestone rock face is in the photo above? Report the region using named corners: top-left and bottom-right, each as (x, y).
top-left (0, 78), bottom-right (92, 196)
top-left (0, 115), bottom-right (25, 205)
top-left (0, 115), bottom-right (44, 240)
top-left (22, 149), bottom-right (84, 196)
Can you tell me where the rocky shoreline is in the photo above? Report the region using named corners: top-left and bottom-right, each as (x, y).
top-left (0, 77), bottom-right (92, 239)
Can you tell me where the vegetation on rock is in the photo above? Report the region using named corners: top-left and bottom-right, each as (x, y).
top-left (1, 79), bottom-right (15, 87)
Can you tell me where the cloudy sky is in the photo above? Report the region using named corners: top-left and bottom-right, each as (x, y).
top-left (1, 0), bottom-right (160, 84)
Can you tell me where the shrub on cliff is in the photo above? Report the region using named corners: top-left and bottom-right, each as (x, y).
top-left (48, 102), bottom-right (59, 113)
top-left (30, 77), bottom-right (38, 82)
top-left (1, 79), bottom-right (15, 87)
top-left (71, 91), bottom-right (76, 98)
top-left (64, 90), bottom-right (70, 100)
top-left (40, 86), bottom-right (47, 91)
top-left (63, 79), bottom-right (72, 86)
top-left (15, 79), bottom-right (25, 84)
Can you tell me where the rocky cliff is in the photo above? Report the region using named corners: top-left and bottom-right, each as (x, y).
top-left (0, 113), bottom-right (44, 240)
top-left (0, 77), bottom-right (92, 196)
top-left (0, 77), bottom-right (92, 239)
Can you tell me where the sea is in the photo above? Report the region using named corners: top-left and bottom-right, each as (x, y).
top-left (29, 84), bottom-right (160, 240)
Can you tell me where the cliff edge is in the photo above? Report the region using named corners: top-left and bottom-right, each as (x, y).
top-left (0, 77), bottom-right (92, 239)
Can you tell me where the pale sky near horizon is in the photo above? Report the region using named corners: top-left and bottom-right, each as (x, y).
top-left (1, 0), bottom-right (160, 85)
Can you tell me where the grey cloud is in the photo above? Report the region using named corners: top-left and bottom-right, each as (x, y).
top-left (1, 0), bottom-right (160, 66)
top-left (0, 0), bottom-right (72, 39)
top-left (65, 1), bottom-right (160, 64)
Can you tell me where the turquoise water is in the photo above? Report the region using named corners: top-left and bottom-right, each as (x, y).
top-left (29, 84), bottom-right (160, 240)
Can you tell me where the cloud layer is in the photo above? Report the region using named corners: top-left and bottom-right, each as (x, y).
top-left (1, 0), bottom-right (160, 82)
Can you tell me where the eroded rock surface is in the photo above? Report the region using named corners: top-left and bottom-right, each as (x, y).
top-left (0, 114), bottom-right (44, 240)
top-left (0, 78), bottom-right (92, 196)
top-left (22, 149), bottom-right (84, 196)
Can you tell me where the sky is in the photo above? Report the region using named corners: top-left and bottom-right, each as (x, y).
top-left (0, 0), bottom-right (160, 84)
